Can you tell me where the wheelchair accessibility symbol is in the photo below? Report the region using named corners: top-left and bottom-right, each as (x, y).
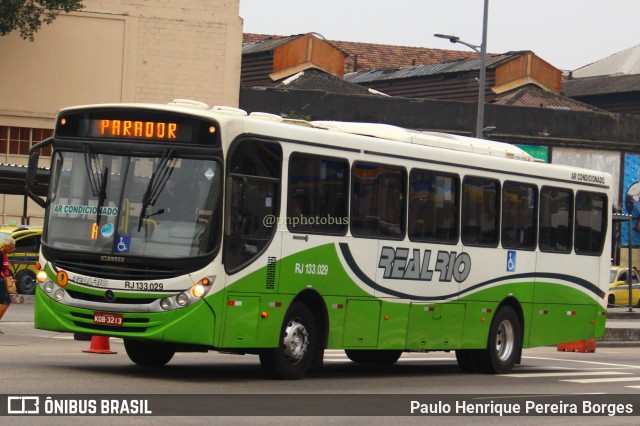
top-left (506, 250), bottom-right (516, 272)
top-left (115, 236), bottom-right (131, 253)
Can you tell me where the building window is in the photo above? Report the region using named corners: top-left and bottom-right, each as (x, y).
top-left (0, 126), bottom-right (53, 156)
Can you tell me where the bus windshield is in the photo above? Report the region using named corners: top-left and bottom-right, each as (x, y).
top-left (44, 150), bottom-right (221, 258)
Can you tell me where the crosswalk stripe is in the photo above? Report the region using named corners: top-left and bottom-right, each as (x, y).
top-left (324, 357), bottom-right (454, 363)
top-left (562, 377), bottom-right (640, 384)
top-left (502, 371), bottom-right (631, 378)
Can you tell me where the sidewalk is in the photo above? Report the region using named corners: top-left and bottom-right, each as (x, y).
top-left (599, 306), bottom-right (640, 347)
top-left (5, 295), bottom-right (640, 346)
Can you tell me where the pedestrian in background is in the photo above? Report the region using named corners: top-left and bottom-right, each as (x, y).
top-left (0, 237), bottom-right (16, 334)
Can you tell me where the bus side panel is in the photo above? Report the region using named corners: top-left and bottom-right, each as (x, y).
top-left (324, 296), bottom-right (347, 348)
top-left (279, 238), bottom-right (371, 297)
top-left (343, 299), bottom-right (380, 348)
top-left (221, 294), bottom-right (261, 348)
top-left (529, 252), bottom-right (601, 346)
top-left (527, 303), bottom-right (596, 347)
top-left (406, 302), bottom-right (465, 350)
top-left (378, 300), bottom-right (409, 349)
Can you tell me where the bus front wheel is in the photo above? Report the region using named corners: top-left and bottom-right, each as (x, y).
top-left (124, 339), bottom-right (175, 367)
top-left (259, 302), bottom-right (317, 380)
top-left (478, 306), bottom-right (521, 374)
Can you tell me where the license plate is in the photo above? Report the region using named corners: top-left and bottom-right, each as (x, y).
top-left (93, 312), bottom-right (123, 326)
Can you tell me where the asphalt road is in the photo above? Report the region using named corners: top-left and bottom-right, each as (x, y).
top-left (3, 301), bottom-right (640, 425)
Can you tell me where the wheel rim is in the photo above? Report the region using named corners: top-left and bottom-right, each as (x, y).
top-left (18, 274), bottom-right (36, 293)
top-left (282, 318), bottom-right (309, 365)
top-left (495, 319), bottom-right (515, 362)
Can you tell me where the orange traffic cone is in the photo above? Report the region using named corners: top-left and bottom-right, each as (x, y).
top-left (83, 335), bottom-right (117, 354)
top-left (557, 339), bottom-right (596, 353)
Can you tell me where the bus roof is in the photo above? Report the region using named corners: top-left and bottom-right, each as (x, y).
top-left (57, 100), bottom-right (534, 163)
top-left (309, 121), bottom-right (536, 162)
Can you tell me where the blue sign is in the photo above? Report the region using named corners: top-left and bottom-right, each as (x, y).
top-left (101, 223), bottom-right (114, 238)
top-left (506, 251), bottom-right (516, 272)
top-left (115, 236), bottom-right (131, 253)
top-left (622, 154), bottom-right (640, 247)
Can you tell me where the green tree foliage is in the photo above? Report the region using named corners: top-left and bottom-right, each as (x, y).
top-left (0, 0), bottom-right (84, 41)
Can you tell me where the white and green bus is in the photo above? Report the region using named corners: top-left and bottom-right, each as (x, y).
top-left (27, 100), bottom-right (611, 379)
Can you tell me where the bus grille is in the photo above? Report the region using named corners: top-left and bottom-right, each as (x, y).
top-left (53, 259), bottom-right (180, 280)
top-left (66, 289), bottom-right (158, 305)
top-left (73, 322), bottom-right (148, 333)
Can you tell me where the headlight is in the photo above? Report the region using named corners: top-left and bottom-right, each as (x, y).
top-left (53, 289), bottom-right (65, 301)
top-left (176, 293), bottom-right (189, 306)
top-left (37, 271), bottom-right (48, 283)
top-left (160, 298), bottom-right (172, 310)
top-left (44, 281), bottom-right (55, 293)
top-left (191, 284), bottom-right (205, 298)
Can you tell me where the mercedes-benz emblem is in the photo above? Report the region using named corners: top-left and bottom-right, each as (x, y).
top-left (104, 290), bottom-right (116, 303)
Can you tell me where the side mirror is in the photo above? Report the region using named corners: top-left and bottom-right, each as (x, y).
top-left (25, 138), bottom-right (52, 209)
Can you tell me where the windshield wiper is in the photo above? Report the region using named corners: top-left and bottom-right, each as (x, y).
top-left (95, 167), bottom-right (109, 225)
top-left (83, 144), bottom-right (101, 197)
top-left (138, 149), bottom-right (174, 231)
top-left (83, 145), bottom-right (109, 224)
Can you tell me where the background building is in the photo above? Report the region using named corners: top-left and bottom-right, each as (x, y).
top-left (0, 0), bottom-right (242, 225)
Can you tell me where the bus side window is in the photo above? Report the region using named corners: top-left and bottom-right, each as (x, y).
top-left (461, 176), bottom-right (499, 247)
top-left (351, 162), bottom-right (406, 239)
top-left (408, 170), bottom-right (459, 244)
top-left (224, 140), bottom-right (282, 273)
top-left (501, 181), bottom-right (537, 250)
top-left (287, 154), bottom-right (349, 234)
top-left (539, 187), bottom-right (573, 253)
top-left (574, 191), bottom-right (607, 256)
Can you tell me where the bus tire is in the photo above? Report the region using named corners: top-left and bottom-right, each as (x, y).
top-left (477, 306), bottom-right (521, 374)
top-left (124, 339), bottom-right (175, 367)
top-left (345, 349), bottom-right (402, 364)
top-left (455, 349), bottom-right (481, 372)
top-left (15, 269), bottom-right (37, 295)
top-left (259, 302), bottom-right (316, 380)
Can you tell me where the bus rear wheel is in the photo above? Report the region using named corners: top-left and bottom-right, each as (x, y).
top-left (259, 302), bottom-right (317, 380)
top-left (345, 349), bottom-right (402, 364)
top-left (477, 306), bottom-right (521, 374)
top-left (124, 339), bottom-right (175, 367)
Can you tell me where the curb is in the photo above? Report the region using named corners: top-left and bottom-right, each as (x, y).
top-left (607, 312), bottom-right (640, 320)
top-left (9, 294), bottom-right (35, 304)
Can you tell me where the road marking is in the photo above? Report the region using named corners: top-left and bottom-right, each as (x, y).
top-left (562, 377), bottom-right (640, 384)
top-left (524, 356), bottom-right (640, 370)
top-left (502, 371), bottom-right (631, 378)
top-left (324, 357), bottom-right (455, 363)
